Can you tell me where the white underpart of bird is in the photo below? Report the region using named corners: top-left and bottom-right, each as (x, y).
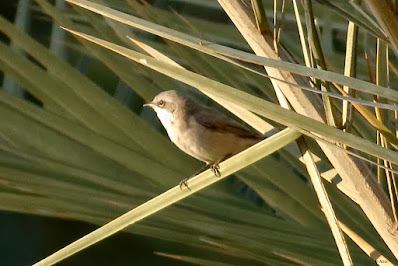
top-left (151, 106), bottom-right (178, 143)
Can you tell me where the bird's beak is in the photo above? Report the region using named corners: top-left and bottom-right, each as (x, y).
top-left (143, 102), bottom-right (155, 108)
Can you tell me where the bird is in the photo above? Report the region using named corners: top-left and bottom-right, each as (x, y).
top-left (144, 90), bottom-right (264, 189)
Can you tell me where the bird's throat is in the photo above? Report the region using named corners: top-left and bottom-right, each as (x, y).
top-left (155, 108), bottom-right (178, 143)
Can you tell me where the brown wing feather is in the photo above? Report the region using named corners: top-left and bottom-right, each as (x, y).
top-left (193, 106), bottom-right (263, 140)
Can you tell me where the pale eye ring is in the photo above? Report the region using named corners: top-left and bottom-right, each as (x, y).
top-left (158, 100), bottom-right (165, 107)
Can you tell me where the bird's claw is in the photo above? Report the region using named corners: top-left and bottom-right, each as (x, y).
top-left (210, 164), bottom-right (221, 177)
top-left (179, 178), bottom-right (191, 191)
top-left (179, 164), bottom-right (221, 190)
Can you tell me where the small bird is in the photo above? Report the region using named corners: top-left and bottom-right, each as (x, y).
top-left (144, 90), bottom-right (263, 189)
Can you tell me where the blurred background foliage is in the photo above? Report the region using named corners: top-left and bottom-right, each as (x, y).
top-left (1, 0), bottom-right (398, 265)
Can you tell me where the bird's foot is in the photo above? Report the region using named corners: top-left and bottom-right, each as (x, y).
top-left (179, 162), bottom-right (223, 190)
top-left (179, 177), bottom-right (192, 191)
top-left (210, 163), bottom-right (221, 177)
top-left (179, 164), bottom-right (211, 190)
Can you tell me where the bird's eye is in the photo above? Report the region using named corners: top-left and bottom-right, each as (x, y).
top-left (158, 100), bottom-right (165, 107)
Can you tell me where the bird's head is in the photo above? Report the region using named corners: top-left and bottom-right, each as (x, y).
top-left (144, 90), bottom-right (186, 126)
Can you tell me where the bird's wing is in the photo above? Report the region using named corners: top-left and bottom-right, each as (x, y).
top-left (194, 107), bottom-right (263, 140)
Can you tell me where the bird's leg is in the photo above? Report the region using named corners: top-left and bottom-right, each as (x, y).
top-left (179, 163), bottom-right (211, 190)
top-left (210, 164), bottom-right (220, 177)
top-left (179, 154), bottom-right (232, 190)
top-left (210, 153), bottom-right (232, 177)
